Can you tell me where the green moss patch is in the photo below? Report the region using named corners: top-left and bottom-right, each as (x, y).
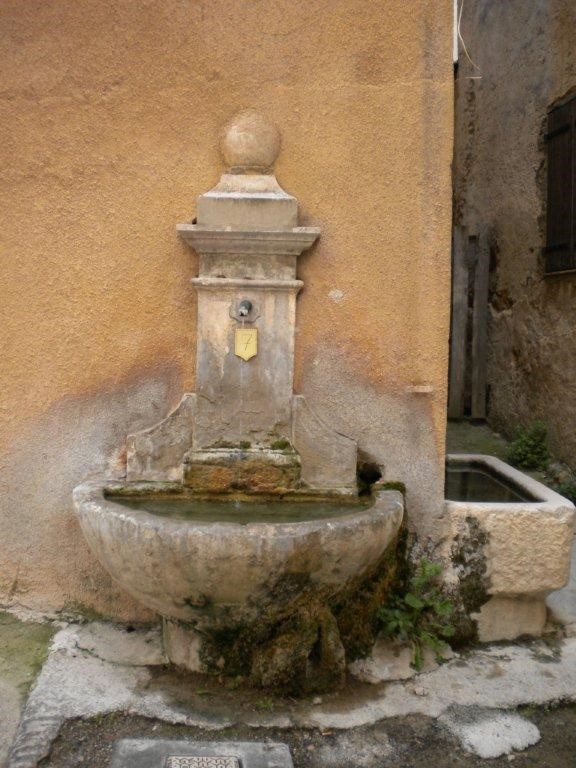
top-left (0, 612), bottom-right (54, 698)
top-left (195, 535), bottom-right (402, 696)
top-left (450, 517), bottom-right (489, 644)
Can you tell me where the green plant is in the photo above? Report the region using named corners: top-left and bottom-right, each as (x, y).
top-left (255, 696), bottom-right (275, 711)
top-left (377, 559), bottom-right (455, 670)
top-left (507, 421), bottom-right (549, 470)
top-left (553, 480), bottom-right (576, 505)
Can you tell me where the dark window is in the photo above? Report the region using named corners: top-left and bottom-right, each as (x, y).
top-left (545, 92), bottom-right (576, 274)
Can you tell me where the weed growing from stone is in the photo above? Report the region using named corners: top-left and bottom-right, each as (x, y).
top-left (255, 697), bottom-right (275, 711)
top-left (377, 559), bottom-right (455, 670)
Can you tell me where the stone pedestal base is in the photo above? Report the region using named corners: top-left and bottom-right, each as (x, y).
top-left (475, 597), bottom-right (547, 642)
top-left (162, 619), bottom-right (203, 672)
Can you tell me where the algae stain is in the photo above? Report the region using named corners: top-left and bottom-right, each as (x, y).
top-left (194, 531), bottom-right (403, 696)
top-left (336, 530), bottom-right (403, 660)
top-left (450, 516), bottom-right (489, 644)
top-left (61, 601), bottom-right (107, 623)
top-left (0, 612), bottom-right (55, 698)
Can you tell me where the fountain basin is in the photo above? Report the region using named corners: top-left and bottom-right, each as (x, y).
top-left (445, 454), bottom-right (575, 641)
top-left (73, 481), bottom-right (404, 633)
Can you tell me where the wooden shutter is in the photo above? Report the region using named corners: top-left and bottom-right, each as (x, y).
top-left (545, 95), bottom-right (576, 274)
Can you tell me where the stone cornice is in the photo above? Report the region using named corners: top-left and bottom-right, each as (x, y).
top-left (177, 225), bottom-right (320, 256)
top-left (191, 276), bottom-right (303, 293)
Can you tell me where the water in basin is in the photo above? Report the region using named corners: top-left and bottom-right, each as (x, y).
top-left (106, 493), bottom-right (372, 524)
top-left (445, 463), bottom-right (535, 503)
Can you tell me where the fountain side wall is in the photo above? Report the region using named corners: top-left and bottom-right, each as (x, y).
top-left (0, 0), bottom-right (454, 619)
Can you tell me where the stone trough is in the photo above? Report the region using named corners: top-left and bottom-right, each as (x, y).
top-left (445, 453), bottom-right (575, 641)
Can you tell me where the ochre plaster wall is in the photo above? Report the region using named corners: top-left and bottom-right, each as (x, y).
top-left (454, 0), bottom-right (576, 467)
top-left (0, 0), bottom-right (453, 620)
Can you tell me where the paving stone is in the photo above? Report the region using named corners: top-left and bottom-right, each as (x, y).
top-left (0, 612), bottom-right (55, 768)
top-left (110, 740), bottom-right (293, 768)
top-left (75, 622), bottom-right (166, 666)
top-left (439, 706), bottom-right (540, 759)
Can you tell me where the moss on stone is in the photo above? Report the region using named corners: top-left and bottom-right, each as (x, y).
top-left (197, 534), bottom-right (402, 695)
top-left (184, 457), bottom-right (301, 495)
top-left (381, 481), bottom-right (407, 494)
top-left (336, 530), bottom-right (404, 660)
top-left (450, 516), bottom-right (490, 645)
top-left (269, 438), bottom-right (292, 452)
top-left (250, 603), bottom-right (345, 693)
top-left (61, 601), bottom-right (108, 623)
top-left (0, 612), bottom-right (54, 697)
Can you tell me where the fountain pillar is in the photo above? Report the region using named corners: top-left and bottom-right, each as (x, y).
top-left (178, 111), bottom-right (318, 453)
top-left (127, 111), bottom-right (358, 494)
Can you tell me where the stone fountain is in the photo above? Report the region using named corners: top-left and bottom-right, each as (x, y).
top-left (73, 111), bottom-right (403, 692)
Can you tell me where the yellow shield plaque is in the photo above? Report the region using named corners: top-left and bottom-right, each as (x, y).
top-left (235, 327), bottom-right (258, 361)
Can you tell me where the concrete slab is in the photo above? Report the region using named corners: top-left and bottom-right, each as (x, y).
top-left (75, 622), bottom-right (166, 666)
top-left (110, 740), bottom-right (292, 768)
top-left (439, 706), bottom-right (540, 759)
top-left (302, 641), bottom-right (576, 730)
top-left (8, 621), bottom-right (576, 766)
top-left (7, 624), bottom-right (228, 768)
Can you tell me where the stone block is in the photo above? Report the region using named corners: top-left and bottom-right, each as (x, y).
top-left (349, 641), bottom-right (415, 683)
top-left (348, 636), bottom-right (449, 683)
top-left (191, 277), bottom-right (301, 448)
top-left (183, 448), bottom-right (301, 494)
top-left (292, 395), bottom-right (357, 493)
top-left (126, 394), bottom-right (195, 482)
top-left (197, 188), bottom-right (298, 230)
top-left (475, 596), bottom-right (547, 642)
top-left (439, 706), bottom-right (540, 759)
top-left (546, 536), bottom-right (576, 630)
top-left (162, 619), bottom-right (202, 673)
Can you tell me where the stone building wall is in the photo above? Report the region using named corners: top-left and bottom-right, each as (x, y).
top-left (0, 0), bottom-right (453, 620)
top-left (454, 0), bottom-right (576, 464)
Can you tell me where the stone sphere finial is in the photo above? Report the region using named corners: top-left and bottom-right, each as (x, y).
top-left (219, 109), bottom-right (281, 173)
